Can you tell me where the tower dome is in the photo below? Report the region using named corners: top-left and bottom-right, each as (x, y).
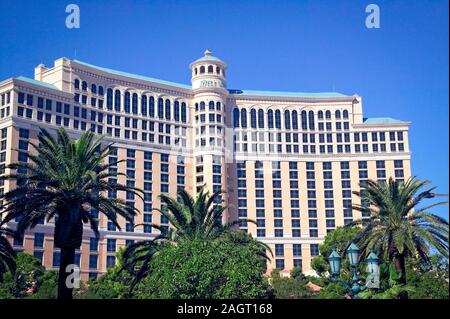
top-left (190, 50), bottom-right (227, 92)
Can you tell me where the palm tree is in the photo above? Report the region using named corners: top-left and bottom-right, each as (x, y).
top-left (351, 177), bottom-right (449, 298)
top-left (122, 188), bottom-right (271, 288)
top-left (0, 227), bottom-right (16, 278)
top-left (0, 128), bottom-right (143, 299)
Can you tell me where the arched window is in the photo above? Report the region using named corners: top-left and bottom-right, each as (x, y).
top-left (308, 111), bottom-right (315, 130)
top-left (275, 110), bottom-right (281, 129)
top-left (335, 110), bottom-right (341, 119)
top-left (114, 90), bottom-right (121, 112)
top-left (174, 101), bottom-right (180, 121)
top-left (132, 93), bottom-right (138, 114)
top-left (325, 110), bottom-right (331, 119)
top-left (258, 109), bottom-right (264, 128)
top-left (216, 102), bottom-right (221, 111)
top-left (124, 92), bottom-right (131, 113)
top-left (98, 86), bottom-right (104, 96)
top-left (141, 95), bottom-right (147, 116)
top-left (200, 66), bottom-right (205, 74)
top-left (241, 109), bottom-right (247, 128)
top-left (91, 84), bottom-right (97, 94)
top-left (165, 99), bottom-right (171, 120)
top-left (194, 68), bottom-right (198, 75)
top-left (318, 111), bottom-right (324, 119)
top-left (74, 79), bottom-right (80, 89)
top-left (158, 98), bottom-right (164, 118)
top-left (209, 101), bottom-right (215, 110)
top-left (250, 109), bottom-right (257, 128)
top-left (343, 110), bottom-right (349, 119)
top-left (208, 65), bottom-right (213, 73)
top-left (285, 110), bottom-right (291, 129)
top-left (216, 66), bottom-right (220, 74)
top-left (200, 101), bottom-right (205, 110)
top-left (149, 96), bottom-right (155, 117)
top-left (301, 111), bottom-right (307, 130)
top-left (181, 102), bottom-right (187, 123)
top-left (233, 108), bottom-right (240, 128)
top-left (292, 110), bottom-right (298, 130)
top-left (106, 88), bottom-right (113, 110)
top-left (267, 109), bottom-right (274, 129)
top-left (82, 81), bottom-right (87, 91)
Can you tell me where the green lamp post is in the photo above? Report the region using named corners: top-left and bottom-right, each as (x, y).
top-left (328, 242), bottom-right (380, 299)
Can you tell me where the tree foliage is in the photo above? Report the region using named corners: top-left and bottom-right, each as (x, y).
top-left (270, 268), bottom-right (312, 299)
top-left (0, 252), bottom-right (55, 299)
top-left (132, 239), bottom-right (272, 299)
top-left (122, 188), bottom-right (270, 289)
top-left (352, 177), bottom-right (448, 290)
top-left (0, 128), bottom-right (142, 299)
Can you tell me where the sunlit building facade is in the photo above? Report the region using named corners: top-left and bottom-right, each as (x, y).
top-left (0, 51), bottom-right (411, 279)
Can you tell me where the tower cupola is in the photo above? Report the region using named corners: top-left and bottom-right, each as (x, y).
top-left (190, 50), bottom-right (227, 92)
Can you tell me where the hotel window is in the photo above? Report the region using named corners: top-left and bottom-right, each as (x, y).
top-left (284, 110), bottom-right (291, 129)
top-left (394, 160), bottom-right (403, 168)
top-left (90, 238), bottom-right (98, 252)
top-left (250, 109), bottom-right (257, 128)
top-left (310, 244), bottom-right (319, 256)
top-left (343, 110), bottom-right (349, 118)
top-left (308, 111), bottom-right (314, 130)
top-left (275, 244), bottom-right (284, 257)
top-left (26, 94), bottom-right (33, 106)
top-left (275, 110), bottom-right (281, 129)
top-left (301, 111), bottom-right (307, 129)
top-left (34, 233), bottom-right (44, 248)
top-left (89, 255), bottom-right (98, 269)
top-left (52, 252), bottom-right (61, 267)
top-left (106, 256), bottom-right (116, 268)
top-left (275, 259), bottom-right (285, 269)
top-left (165, 99), bottom-right (171, 119)
top-left (107, 239), bottom-right (116, 252)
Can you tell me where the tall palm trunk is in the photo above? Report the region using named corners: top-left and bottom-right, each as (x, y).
top-left (393, 253), bottom-right (408, 299)
top-left (57, 247), bottom-right (75, 299)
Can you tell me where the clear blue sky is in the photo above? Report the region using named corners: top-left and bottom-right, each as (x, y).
top-left (0, 0), bottom-right (448, 219)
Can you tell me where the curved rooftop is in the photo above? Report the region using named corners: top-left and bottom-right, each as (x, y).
top-left (72, 59), bottom-right (192, 90)
top-left (363, 117), bottom-right (406, 124)
top-left (228, 89), bottom-right (348, 98)
top-left (189, 50), bottom-right (226, 67)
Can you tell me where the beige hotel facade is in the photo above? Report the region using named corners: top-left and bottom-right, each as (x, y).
top-left (0, 51), bottom-right (411, 280)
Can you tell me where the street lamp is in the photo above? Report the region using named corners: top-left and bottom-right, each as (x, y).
top-left (366, 249), bottom-right (380, 277)
top-left (327, 242), bottom-right (380, 299)
top-left (328, 247), bottom-right (342, 278)
top-left (347, 242), bottom-right (360, 267)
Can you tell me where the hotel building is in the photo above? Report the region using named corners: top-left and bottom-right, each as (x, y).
top-left (0, 51), bottom-right (411, 279)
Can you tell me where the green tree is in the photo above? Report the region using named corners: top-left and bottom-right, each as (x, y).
top-left (123, 188), bottom-right (269, 288)
top-left (0, 252), bottom-right (45, 298)
top-left (0, 128), bottom-right (142, 299)
top-left (0, 228), bottom-right (16, 278)
top-left (270, 268), bottom-right (312, 299)
top-left (86, 249), bottom-right (134, 299)
top-left (406, 255), bottom-right (449, 299)
top-left (317, 282), bottom-right (349, 299)
top-left (352, 177), bottom-right (448, 298)
top-left (28, 270), bottom-right (58, 299)
top-left (133, 239), bottom-right (272, 299)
